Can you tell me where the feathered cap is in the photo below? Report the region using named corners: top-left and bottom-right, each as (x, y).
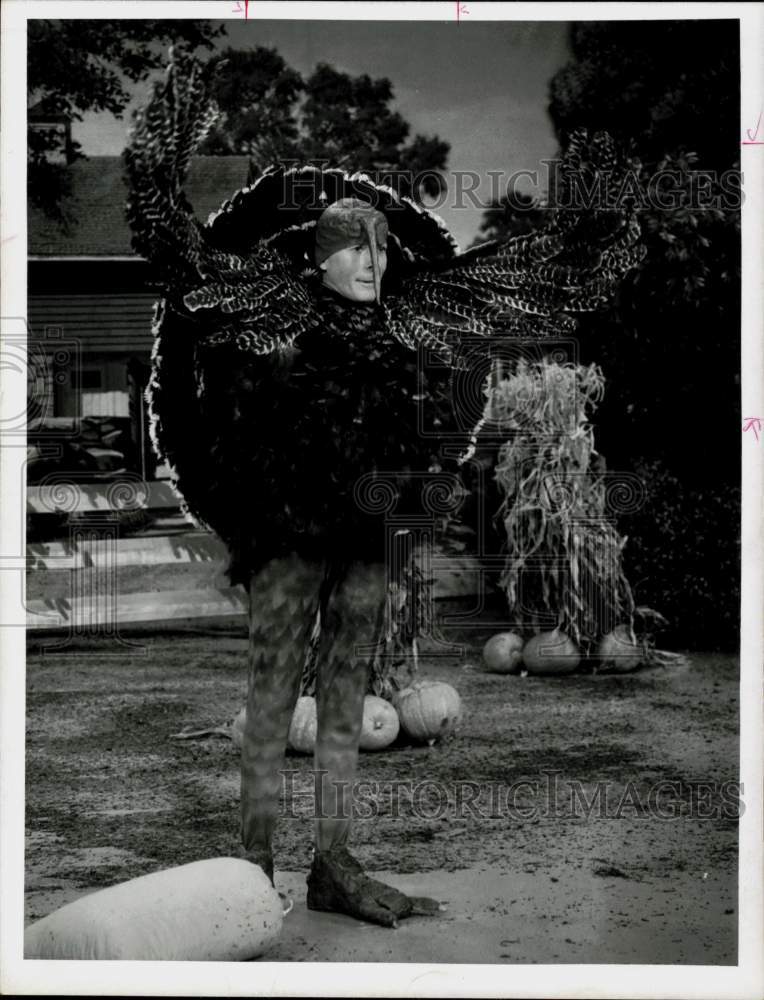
top-left (203, 165), bottom-right (459, 288)
top-left (315, 198), bottom-right (389, 302)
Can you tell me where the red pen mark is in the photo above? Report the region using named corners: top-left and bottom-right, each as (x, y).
top-left (2, 233), bottom-right (18, 244)
top-left (742, 110), bottom-right (763, 145)
top-left (742, 417), bottom-right (762, 442)
top-left (232, 0), bottom-right (249, 16)
top-left (456, 1), bottom-right (469, 22)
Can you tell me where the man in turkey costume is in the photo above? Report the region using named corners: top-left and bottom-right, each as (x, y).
top-left (125, 53), bottom-right (644, 928)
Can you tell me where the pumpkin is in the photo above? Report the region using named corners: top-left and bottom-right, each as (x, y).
top-left (231, 706), bottom-right (246, 748)
top-left (287, 695), bottom-right (318, 754)
top-left (596, 625), bottom-right (642, 673)
top-left (482, 631), bottom-right (524, 673)
top-left (522, 629), bottom-right (580, 676)
top-left (394, 680), bottom-right (461, 745)
top-left (232, 697), bottom-right (318, 754)
top-left (359, 695), bottom-right (400, 751)
top-left (24, 857), bottom-right (283, 961)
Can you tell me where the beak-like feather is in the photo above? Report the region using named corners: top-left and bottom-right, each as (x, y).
top-left (363, 217), bottom-right (382, 304)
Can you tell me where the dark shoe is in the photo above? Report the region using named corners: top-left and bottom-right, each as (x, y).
top-left (306, 845), bottom-right (443, 928)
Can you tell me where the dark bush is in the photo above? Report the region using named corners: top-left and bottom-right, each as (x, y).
top-left (619, 457), bottom-right (740, 651)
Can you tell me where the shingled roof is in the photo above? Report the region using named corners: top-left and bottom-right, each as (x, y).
top-left (29, 155), bottom-right (252, 257)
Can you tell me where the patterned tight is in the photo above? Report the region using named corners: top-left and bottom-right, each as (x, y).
top-left (240, 554), bottom-right (386, 870)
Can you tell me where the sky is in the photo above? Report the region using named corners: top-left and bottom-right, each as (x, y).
top-left (74, 19), bottom-right (571, 250)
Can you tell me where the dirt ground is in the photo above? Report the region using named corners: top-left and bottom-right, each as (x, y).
top-left (24, 616), bottom-right (739, 964)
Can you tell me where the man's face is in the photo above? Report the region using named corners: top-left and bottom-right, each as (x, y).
top-left (320, 242), bottom-right (388, 302)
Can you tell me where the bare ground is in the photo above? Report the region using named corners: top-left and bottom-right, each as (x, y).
top-left (24, 617), bottom-right (739, 964)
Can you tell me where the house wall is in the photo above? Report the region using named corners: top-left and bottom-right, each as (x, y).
top-left (28, 259), bottom-right (157, 419)
top-left (28, 258), bottom-right (159, 472)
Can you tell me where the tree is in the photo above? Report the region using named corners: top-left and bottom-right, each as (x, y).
top-left (28, 20), bottom-right (225, 219)
top-left (542, 22), bottom-right (741, 649)
top-left (542, 20), bottom-right (740, 472)
top-left (199, 46), bottom-right (304, 163)
top-left (301, 63), bottom-right (449, 200)
top-left (30, 26), bottom-right (450, 215)
top-left (471, 190), bottom-right (547, 246)
top-left (548, 21), bottom-right (739, 171)
top-left (203, 55), bottom-right (450, 202)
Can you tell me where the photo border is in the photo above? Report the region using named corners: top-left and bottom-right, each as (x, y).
top-left (2, 2), bottom-right (762, 997)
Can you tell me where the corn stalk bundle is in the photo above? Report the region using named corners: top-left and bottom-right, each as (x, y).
top-left (491, 359), bottom-right (635, 652)
top-left (367, 556), bottom-right (431, 701)
top-left (299, 544), bottom-right (431, 699)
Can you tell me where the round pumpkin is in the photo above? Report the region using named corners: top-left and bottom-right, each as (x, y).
top-left (482, 631), bottom-right (524, 674)
top-left (596, 625), bottom-right (641, 673)
top-left (394, 680), bottom-right (461, 745)
top-left (231, 707), bottom-right (247, 749)
top-left (287, 696), bottom-right (318, 754)
top-left (235, 698), bottom-right (318, 753)
top-left (359, 695), bottom-right (400, 751)
top-left (522, 629), bottom-right (580, 676)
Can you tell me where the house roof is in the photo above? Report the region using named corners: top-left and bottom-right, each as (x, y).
top-left (29, 155), bottom-right (252, 257)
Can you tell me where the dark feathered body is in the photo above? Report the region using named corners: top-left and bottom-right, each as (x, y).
top-left (128, 54), bottom-right (644, 587)
top-left (150, 283), bottom-right (452, 582)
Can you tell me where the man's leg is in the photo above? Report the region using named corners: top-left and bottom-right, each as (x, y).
top-left (313, 561), bottom-right (386, 851)
top-left (307, 560), bottom-right (443, 927)
top-left (241, 552), bottom-right (324, 883)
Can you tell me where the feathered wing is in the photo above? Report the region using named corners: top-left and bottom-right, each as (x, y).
top-left (124, 49), bottom-right (320, 355)
top-left (123, 49), bottom-right (239, 295)
top-left (384, 130), bottom-right (646, 356)
top-left (124, 50), bottom-right (324, 560)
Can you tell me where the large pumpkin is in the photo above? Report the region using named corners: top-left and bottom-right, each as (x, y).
top-left (522, 629), bottom-right (580, 676)
top-left (359, 695), bottom-right (400, 751)
top-left (24, 858), bottom-right (282, 961)
top-left (394, 680), bottom-right (461, 745)
top-left (287, 696), bottom-right (318, 754)
top-left (596, 625), bottom-right (641, 673)
top-left (482, 631), bottom-right (524, 674)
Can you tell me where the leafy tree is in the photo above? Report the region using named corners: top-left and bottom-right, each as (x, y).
top-left (28, 19), bottom-right (224, 220)
top-left (543, 21), bottom-right (741, 648)
top-left (543, 20), bottom-right (740, 471)
top-left (472, 190), bottom-right (547, 245)
top-left (204, 55), bottom-right (449, 201)
top-left (30, 25), bottom-right (449, 214)
top-left (392, 134), bottom-right (452, 200)
top-left (301, 63), bottom-right (449, 199)
top-left (549, 21), bottom-right (740, 320)
top-left (199, 46), bottom-right (304, 163)
top-left (549, 21), bottom-right (739, 171)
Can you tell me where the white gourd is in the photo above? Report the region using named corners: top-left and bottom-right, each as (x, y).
top-left (287, 696), bottom-right (318, 754)
top-left (522, 628), bottom-right (580, 675)
top-left (359, 694), bottom-right (399, 750)
top-left (233, 699), bottom-right (318, 754)
top-left (394, 681), bottom-right (462, 744)
top-left (482, 631), bottom-right (524, 673)
top-left (24, 857), bottom-right (283, 961)
top-left (596, 625), bottom-right (642, 672)
top-left (232, 706), bottom-right (247, 748)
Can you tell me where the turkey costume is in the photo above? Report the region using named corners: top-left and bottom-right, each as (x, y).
top-left (124, 52), bottom-right (644, 927)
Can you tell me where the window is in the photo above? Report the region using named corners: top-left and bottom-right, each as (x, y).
top-left (80, 369), bottom-right (102, 390)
